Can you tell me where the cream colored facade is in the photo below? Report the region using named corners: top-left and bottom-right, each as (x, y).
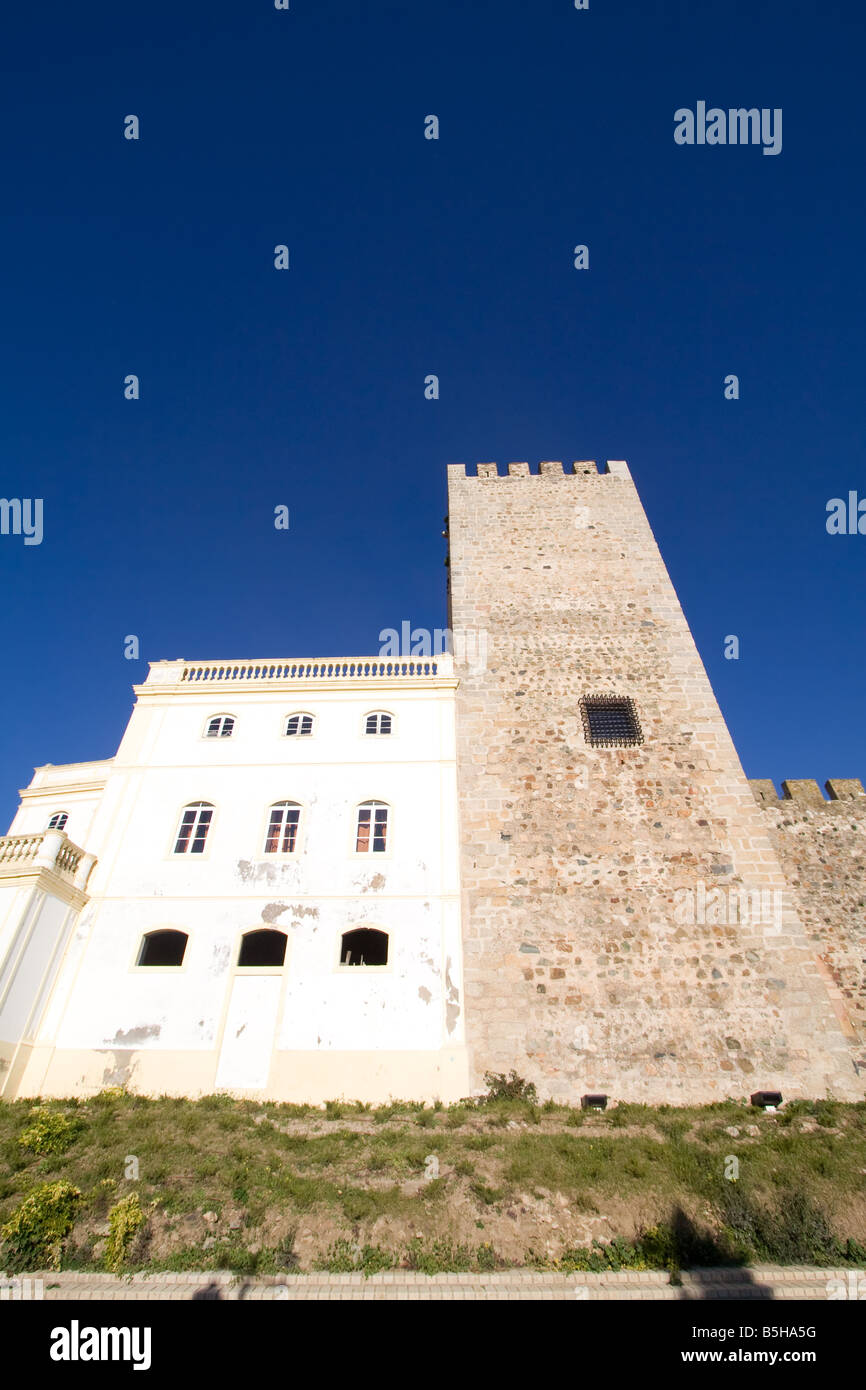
top-left (0, 656), bottom-right (469, 1103)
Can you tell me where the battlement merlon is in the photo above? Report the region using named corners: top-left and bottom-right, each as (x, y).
top-left (750, 778), bottom-right (866, 805)
top-left (446, 459), bottom-right (633, 480)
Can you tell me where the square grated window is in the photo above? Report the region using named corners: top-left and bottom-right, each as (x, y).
top-left (580, 695), bottom-right (643, 747)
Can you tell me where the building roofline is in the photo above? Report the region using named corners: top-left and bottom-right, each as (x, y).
top-left (135, 656), bottom-right (457, 693)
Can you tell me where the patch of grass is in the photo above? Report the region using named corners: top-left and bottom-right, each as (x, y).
top-left (470, 1181), bottom-right (507, 1206)
top-left (404, 1238), bottom-right (503, 1274)
top-left (603, 1103), bottom-right (658, 1129)
top-left (559, 1232), bottom-right (669, 1273)
top-left (558, 1212), bottom-right (735, 1274)
top-left (372, 1104), bottom-right (400, 1124)
top-left (720, 1186), bottom-right (866, 1267)
top-left (654, 1110), bottom-right (691, 1142)
top-left (464, 1134), bottom-right (496, 1151)
top-left (315, 1239), bottom-right (395, 1275)
top-left (340, 1186), bottom-right (401, 1223)
top-left (362, 1134), bottom-right (442, 1174)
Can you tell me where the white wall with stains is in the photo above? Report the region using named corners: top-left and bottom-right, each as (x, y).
top-left (5, 659), bottom-right (470, 1101)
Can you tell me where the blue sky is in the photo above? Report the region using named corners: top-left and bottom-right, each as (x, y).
top-left (1, 0), bottom-right (864, 826)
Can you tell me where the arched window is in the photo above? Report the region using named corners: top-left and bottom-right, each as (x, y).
top-left (340, 927), bottom-right (388, 967)
top-left (364, 711), bottom-right (393, 736)
top-left (285, 712), bottom-right (314, 737)
top-left (264, 802), bottom-right (301, 854)
top-left (173, 802), bottom-right (214, 854)
top-left (238, 929), bottom-right (288, 968)
top-left (355, 801), bottom-right (389, 853)
top-left (137, 929), bottom-right (188, 967)
top-left (47, 812), bottom-right (69, 831)
top-left (205, 715), bottom-right (235, 739)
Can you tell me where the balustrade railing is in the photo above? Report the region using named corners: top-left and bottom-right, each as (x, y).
top-left (0, 834), bottom-right (43, 866)
top-left (0, 832), bottom-right (89, 886)
top-left (178, 659), bottom-right (444, 682)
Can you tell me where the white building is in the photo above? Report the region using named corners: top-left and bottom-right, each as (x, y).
top-left (0, 656), bottom-right (469, 1104)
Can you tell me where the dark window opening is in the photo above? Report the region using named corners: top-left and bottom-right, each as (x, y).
top-left (580, 695), bottom-right (643, 747)
top-left (340, 927), bottom-right (388, 966)
top-left (47, 812), bottom-right (69, 831)
top-left (137, 929), bottom-right (188, 967)
top-left (238, 929), bottom-right (288, 967)
top-left (365, 712), bottom-right (392, 735)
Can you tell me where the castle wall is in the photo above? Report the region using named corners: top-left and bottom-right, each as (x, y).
top-left (750, 778), bottom-right (866, 1055)
top-left (447, 460), bottom-right (862, 1103)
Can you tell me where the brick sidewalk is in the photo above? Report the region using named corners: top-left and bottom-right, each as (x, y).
top-left (1, 1267), bottom-right (855, 1301)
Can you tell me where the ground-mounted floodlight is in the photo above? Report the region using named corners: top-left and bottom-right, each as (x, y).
top-left (581, 1094), bottom-right (608, 1110)
top-left (750, 1090), bottom-right (783, 1109)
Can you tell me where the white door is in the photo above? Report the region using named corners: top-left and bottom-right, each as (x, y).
top-left (215, 975), bottom-right (282, 1090)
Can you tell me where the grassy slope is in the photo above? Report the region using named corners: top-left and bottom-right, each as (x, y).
top-left (1, 1093), bottom-right (865, 1274)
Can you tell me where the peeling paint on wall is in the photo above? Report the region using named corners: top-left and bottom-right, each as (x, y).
top-left (359, 874), bottom-right (386, 893)
top-left (261, 902), bottom-right (290, 923)
top-left (98, 1050), bottom-right (137, 1087)
top-left (445, 956), bottom-right (461, 1034)
top-left (107, 1024), bottom-right (161, 1045)
top-left (237, 860), bottom-right (300, 887)
top-left (210, 943), bottom-right (231, 974)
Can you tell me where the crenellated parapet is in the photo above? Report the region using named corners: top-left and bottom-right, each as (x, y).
top-left (447, 459), bottom-right (632, 480)
top-left (750, 777), bottom-right (866, 1052)
top-left (751, 778), bottom-right (866, 806)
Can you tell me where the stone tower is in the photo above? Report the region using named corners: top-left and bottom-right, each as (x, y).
top-left (447, 459), bottom-right (862, 1103)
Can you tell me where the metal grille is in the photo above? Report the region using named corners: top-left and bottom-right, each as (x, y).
top-left (580, 694), bottom-right (643, 747)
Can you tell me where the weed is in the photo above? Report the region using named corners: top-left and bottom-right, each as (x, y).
top-left (483, 1071), bottom-right (538, 1104)
top-left (105, 1194), bottom-right (146, 1273)
top-left (18, 1108), bottom-right (82, 1157)
top-left (1, 1181), bottom-right (82, 1272)
top-left (315, 1239), bottom-right (394, 1275)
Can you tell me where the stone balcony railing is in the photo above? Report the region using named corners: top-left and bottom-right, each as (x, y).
top-left (140, 654), bottom-right (456, 688)
top-left (0, 831), bottom-right (95, 891)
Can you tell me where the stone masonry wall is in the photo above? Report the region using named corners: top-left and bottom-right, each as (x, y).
top-left (751, 778), bottom-right (866, 1057)
top-left (447, 460), bottom-right (863, 1103)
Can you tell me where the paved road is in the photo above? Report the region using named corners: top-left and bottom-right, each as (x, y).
top-left (2, 1267), bottom-right (857, 1300)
